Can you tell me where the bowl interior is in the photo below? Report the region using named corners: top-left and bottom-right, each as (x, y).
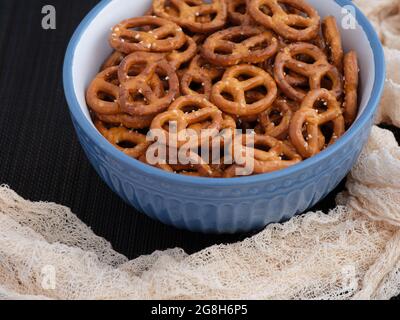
top-left (70, 0), bottom-right (375, 128)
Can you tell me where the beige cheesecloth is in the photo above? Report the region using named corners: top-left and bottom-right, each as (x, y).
top-left (1, 0), bottom-right (400, 300)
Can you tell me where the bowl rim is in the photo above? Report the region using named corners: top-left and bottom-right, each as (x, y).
top-left (63, 0), bottom-right (386, 187)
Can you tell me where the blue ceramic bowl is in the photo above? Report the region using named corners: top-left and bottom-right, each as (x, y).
top-left (63, 0), bottom-right (385, 233)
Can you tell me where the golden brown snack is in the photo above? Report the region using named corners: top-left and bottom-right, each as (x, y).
top-left (151, 95), bottom-right (223, 148)
top-left (248, 0), bottom-right (320, 41)
top-left (212, 64), bottom-right (278, 116)
top-left (152, 0), bottom-right (228, 33)
top-left (95, 120), bottom-right (151, 159)
top-left (228, 0), bottom-right (254, 26)
top-left (109, 16), bottom-right (186, 54)
top-left (86, 67), bottom-right (121, 115)
top-left (322, 16), bottom-right (344, 71)
top-left (257, 98), bottom-right (295, 139)
top-left (118, 52), bottom-right (179, 116)
top-left (166, 35), bottom-right (197, 71)
top-left (101, 51), bottom-right (126, 71)
top-left (343, 51), bottom-right (359, 127)
top-left (289, 89), bottom-right (345, 158)
top-left (224, 134), bottom-right (302, 177)
top-left (86, 0), bottom-right (360, 178)
top-left (202, 26), bottom-right (279, 67)
top-left (274, 43), bottom-right (343, 102)
top-left (181, 55), bottom-right (225, 99)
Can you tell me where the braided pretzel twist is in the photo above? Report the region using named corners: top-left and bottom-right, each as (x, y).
top-left (212, 64), bottom-right (278, 116)
top-left (289, 88), bottom-right (345, 158)
top-left (202, 26), bottom-right (279, 67)
top-left (109, 16), bottom-right (186, 54)
top-left (274, 42), bottom-right (343, 102)
top-left (153, 0), bottom-right (228, 33)
top-left (118, 52), bottom-right (179, 116)
top-left (248, 0), bottom-right (320, 41)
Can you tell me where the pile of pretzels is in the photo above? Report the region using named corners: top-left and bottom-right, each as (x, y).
top-left (86, 0), bottom-right (359, 178)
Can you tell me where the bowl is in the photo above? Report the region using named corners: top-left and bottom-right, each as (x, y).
top-left (63, 0), bottom-right (385, 234)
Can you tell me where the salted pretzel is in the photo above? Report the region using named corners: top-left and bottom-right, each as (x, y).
top-left (259, 58), bottom-right (309, 88)
top-left (185, 113), bottom-right (236, 147)
top-left (88, 1), bottom-right (360, 179)
top-left (95, 120), bottom-right (151, 159)
top-left (274, 43), bottom-right (343, 102)
top-left (140, 149), bottom-right (216, 177)
top-left (118, 52), bottom-right (179, 116)
top-left (166, 35), bottom-right (197, 71)
top-left (181, 55), bottom-right (225, 99)
top-left (248, 0), bottom-right (320, 41)
top-left (289, 89), bottom-right (345, 158)
top-left (101, 51), bottom-right (126, 71)
top-left (228, 0), bottom-right (253, 26)
top-left (343, 51), bottom-right (359, 127)
top-left (109, 16), bottom-right (186, 54)
top-left (212, 64), bottom-right (278, 116)
top-left (257, 98), bottom-right (294, 139)
top-left (322, 16), bottom-right (344, 71)
top-left (202, 26), bottom-right (279, 67)
top-left (170, 151), bottom-right (217, 177)
top-left (151, 95), bottom-right (223, 147)
top-left (95, 113), bottom-right (154, 130)
top-left (87, 67), bottom-right (121, 115)
top-left (224, 134), bottom-right (302, 177)
top-left (88, 66), bottom-right (158, 129)
top-left (153, 0), bottom-right (228, 33)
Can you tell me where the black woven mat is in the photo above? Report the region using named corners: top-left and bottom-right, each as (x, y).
top-left (0, 0), bottom-right (399, 299)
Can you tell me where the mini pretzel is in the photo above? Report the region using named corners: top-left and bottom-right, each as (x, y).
top-left (151, 96), bottom-right (223, 147)
top-left (118, 52), bottom-right (179, 116)
top-left (212, 64), bottom-right (278, 116)
top-left (181, 55), bottom-right (224, 99)
top-left (258, 98), bottom-right (294, 139)
top-left (101, 51), bottom-right (126, 70)
top-left (95, 112), bottom-right (154, 130)
top-left (202, 26), bottom-right (279, 67)
top-left (274, 43), bottom-right (343, 102)
top-left (166, 35), bottom-right (197, 71)
top-left (95, 120), bottom-right (151, 159)
top-left (259, 57), bottom-right (309, 87)
top-left (343, 51), bottom-right (359, 127)
top-left (248, 0), bottom-right (320, 41)
top-left (86, 67), bottom-right (121, 115)
top-left (322, 16), bottom-right (344, 71)
top-left (228, 0), bottom-right (253, 26)
top-left (109, 16), bottom-right (186, 54)
top-left (153, 0), bottom-right (228, 33)
top-left (224, 134), bottom-right (302, 177)
top-left (289, 89), bottom-right (345, 158)
top-left (140, 149), bottom-right (216, 177)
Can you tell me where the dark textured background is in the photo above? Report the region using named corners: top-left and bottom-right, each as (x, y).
top-left (0, 0), bottom-right (399, 298)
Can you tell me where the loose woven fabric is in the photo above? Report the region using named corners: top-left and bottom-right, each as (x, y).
top-left (1, 0), bottom-right (400, 300)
